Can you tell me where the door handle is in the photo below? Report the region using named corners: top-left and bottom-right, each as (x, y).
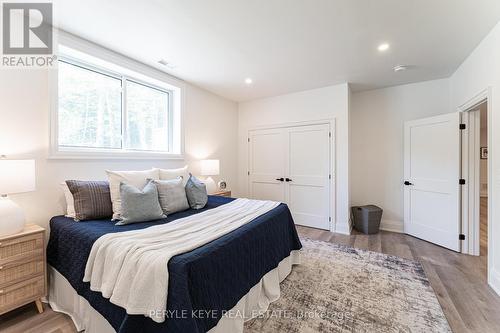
top-left (276, 178), bottom-right (284, 182)
top-left (404, 181), bottom-right (413, 186)
top-left (285, 178), bottom-right (292, 182)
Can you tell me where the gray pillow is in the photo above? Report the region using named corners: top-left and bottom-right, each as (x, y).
top-left (185, 174), bottom-right (208, 209)
top-left (65, 180), bottom-right (113, 221)
top-left (152, 178), bottom-right (189, 215)
top-left (116, 180), bottom-right (165, 225)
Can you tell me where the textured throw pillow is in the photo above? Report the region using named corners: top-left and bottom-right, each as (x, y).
top-left (185, 174), bottom-right (208, 209)
top-left (60, 183), bottom-right (76, 218)
top-left (152, 178), bottom-right (189, 216)
top-left (106, 169), bottom-right (159, 220)
top-left (157, 166), bottom-right (190, 185)
top-left (116, 180), bottom-right (165, 225)
top-left (65, 180), bottom-right (113, 221)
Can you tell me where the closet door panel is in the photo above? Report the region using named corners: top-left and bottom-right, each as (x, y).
top-left (248, 128), bottom-right (286, 202)
top-left (286, 124), bottom-right (330, 230)
top-left (248, 123), bottom-right (331, 230)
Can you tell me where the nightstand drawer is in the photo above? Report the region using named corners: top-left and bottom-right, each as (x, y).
top-left (0, 233), bottom-right (44, 264)
top-left (0, 275), bottom-right (45, 314)
top-left (0, 259), bottom-right (44, 288)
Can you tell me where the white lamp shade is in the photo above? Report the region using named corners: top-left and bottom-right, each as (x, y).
top-left (0, 160), bottom-right (36, 195)
top-left (200, 159), bottom-right (220, 176)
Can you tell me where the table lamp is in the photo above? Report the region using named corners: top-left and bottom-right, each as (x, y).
top-left (200, 159), bottom-right (219, 194)
top-left (0, 159), bottom-right (36, 236)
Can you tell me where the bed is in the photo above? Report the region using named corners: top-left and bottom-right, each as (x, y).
top-left (46, 195), bottom-right (302, 333)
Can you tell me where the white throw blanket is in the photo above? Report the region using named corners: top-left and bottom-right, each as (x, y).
top-left (83, 198), bottom-right (280, 323)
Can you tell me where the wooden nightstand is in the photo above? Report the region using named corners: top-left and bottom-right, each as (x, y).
top-left (212, 190), bottom-right (232, 197)
top-left (0, 224), bottom-right (46, 315)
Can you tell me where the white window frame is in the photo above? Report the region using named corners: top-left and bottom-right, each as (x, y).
top-left (49, 31), bottom-right (185, 160)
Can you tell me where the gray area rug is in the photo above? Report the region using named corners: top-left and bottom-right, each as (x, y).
top-left (245, 238), bottom-right (451, 332)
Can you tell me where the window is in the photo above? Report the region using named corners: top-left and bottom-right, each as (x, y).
top-left (58, 61), bottom-right (122, 149)
top-left (125, 80), bottom-right (170, 152)
top-left (53, 45), bottom-right (182, 158)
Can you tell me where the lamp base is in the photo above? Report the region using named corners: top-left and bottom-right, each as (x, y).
top-left (203, 177), bottom-right (217, 194)
top-left (0, 196), bottom-right (26, 237)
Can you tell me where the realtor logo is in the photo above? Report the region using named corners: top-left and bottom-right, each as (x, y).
top-left (2, 2), bottom-right (53, 54)
top-left (1, 2), bottom-right (55, 67)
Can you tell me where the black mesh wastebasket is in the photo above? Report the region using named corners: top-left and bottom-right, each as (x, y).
top-left (351, 205), bottom-right (383, 234)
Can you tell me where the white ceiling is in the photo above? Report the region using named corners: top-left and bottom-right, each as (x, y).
top-left (53, 0), bottom-right (500, 102)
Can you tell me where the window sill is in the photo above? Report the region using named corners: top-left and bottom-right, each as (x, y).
top-left (48, 149), bottom-right (184, 161)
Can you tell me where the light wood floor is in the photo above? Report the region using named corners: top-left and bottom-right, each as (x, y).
top-left (1, 203), bottom-right (497, 333)
top-left (480, 197), bottom-right (488, 255)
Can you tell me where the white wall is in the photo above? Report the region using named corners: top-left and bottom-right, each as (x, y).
top-left (237, 83), bottom-right (350, 234)
top-left (0, 68), bottom-right (238, 231)
top-left (350, 79), bottom-right (451, 232)
top-left (449, 20), bottom-right (500, 294)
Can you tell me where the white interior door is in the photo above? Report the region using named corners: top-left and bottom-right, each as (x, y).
top-left (404, 113), bottom-right (461, 251)
top-left (248, 128), bottom-right (286, 202)
top-left (249, 123), bottom-right (331, 230)
top-left (285, 124), bottom-right (330, 229)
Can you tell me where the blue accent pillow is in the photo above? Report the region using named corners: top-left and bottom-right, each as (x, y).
top-left (116, 180), bottom-right (166, 225)
top-left (185, 174), bottom-right (208, 209)
top-left (152, 178), bottom-right (190, 215)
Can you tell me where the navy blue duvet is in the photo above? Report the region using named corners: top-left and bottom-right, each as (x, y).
top-left (47, 196), bottom-right (302, 333)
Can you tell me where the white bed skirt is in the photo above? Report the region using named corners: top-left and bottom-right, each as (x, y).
top-left (48, 250), bottom-right (301, 333)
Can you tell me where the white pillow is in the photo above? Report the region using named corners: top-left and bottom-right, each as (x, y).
top-left (106, 169), bottom-right (159, 220)
top-left (157, 166), bottom-right (189, 185)
top-left (60, 182), bottom-right (76, 218)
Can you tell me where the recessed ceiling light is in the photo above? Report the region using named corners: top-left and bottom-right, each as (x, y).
top-left (245, 78), bottom-right (253, 85)
top-left (377, 43), bottom-right (390, 52)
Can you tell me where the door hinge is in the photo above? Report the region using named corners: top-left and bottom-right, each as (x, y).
top-left (247, 171), bottom-right (250, 176)
top-left (247, 138), bottom-right (250, 142)
top-left (329, 174), bottom-right (331, 179)
top-left (459, 179), bottom-right (466, 185)
top-left (459, 234), bottom-right (465, 240)
top-left (329, 217), bottom-right (331, 222)
top-left (329, 132), bottom-right (331, 138)
top-left (459, 124), bottom-right (466, 130)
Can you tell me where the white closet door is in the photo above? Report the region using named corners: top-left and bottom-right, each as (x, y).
top-left (248, 123), bottom-right (331, 230)
top-left (248, 128), bottom-right (286, 202)
top-left (285, 124), bottom-right (330, 230)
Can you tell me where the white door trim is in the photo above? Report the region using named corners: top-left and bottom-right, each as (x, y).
top-left (461, 109), bottom-right (481, 255)
top-left (247, 119), bottom-right (336, 232)
top-left (457, 87), bottom-right (493, 288)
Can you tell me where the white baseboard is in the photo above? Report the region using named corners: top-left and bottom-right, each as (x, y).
top-left (336, 219), bottom-right (404, 234)
top-left (379, 219), bottom-right (404, 233)
top-left (489, 269), bottom-right (500, 296)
